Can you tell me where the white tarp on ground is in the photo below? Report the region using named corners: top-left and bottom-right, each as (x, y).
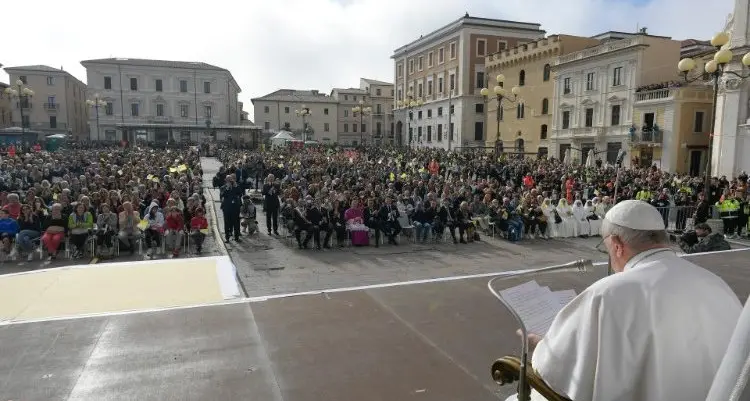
top-left (0, 256), bottom-right (241, 324)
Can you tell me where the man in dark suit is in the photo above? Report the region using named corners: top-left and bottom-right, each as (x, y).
top-left (377, 196), bottom-right (401, 245)
top-left (220, 174), bottom-right (243, 242)
top-left (262, 174), bottom-right (281, 236)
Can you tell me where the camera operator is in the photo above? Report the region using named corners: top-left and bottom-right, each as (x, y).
top-left (676, 223), bottom-right (730, 254)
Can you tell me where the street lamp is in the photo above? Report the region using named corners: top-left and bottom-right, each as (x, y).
top-left (396, 90), bottom-right (422, 150)
top-left (295, 105), bottom-right (311, 140)
top-left (677, 31), bottom-right (750, 200)
top-left (86, 94), bottom-right (107, 142)
top-left (352, 100), bottom-right (372, 146)
top-left (481, 74), bottom-right (520, 156)
top-left (3, 79), bottom-right (34, 133)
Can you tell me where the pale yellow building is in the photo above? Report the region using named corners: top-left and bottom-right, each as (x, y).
top-left (360, 78), bottom-right (395, 145)
top-left (251, 89), bottom-right (339, 144)
top-left (483, 34), bottom-right (600, 155)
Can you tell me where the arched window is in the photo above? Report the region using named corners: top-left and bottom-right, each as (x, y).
top-left (516, 103), bottom-right (525, 119)
top-left (543, 64), bottom-right (551, 81)
top-left (519, 70), bottom-right (526, 86)
top-left (541, 98), bottom-right (549, 115)
top-left (540, 124), bottom-right (548, 140)
top-left (516, 138), bottom-right (525, 153)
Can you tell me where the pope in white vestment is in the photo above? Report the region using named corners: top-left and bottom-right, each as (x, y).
top-left (521, 200), bottom-right (742, 401)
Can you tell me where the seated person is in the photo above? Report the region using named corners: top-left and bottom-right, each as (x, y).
top-left (41, 203), bottom-right (68, 260)
top-left (0, 209), bottom-right (19, 257)
top-left (143, 202), bottom-right (165, 257)
top-left (190, 207), bottom-right (209, 254)
top-left (16, 204), bottom-right (42, 261)
top-left (118, 201), bottom-right (141, 254)
top-left (164, 206), bottom-right (184, 257)
top-left (240, 195), bottom-right (257, 235)
top-left (96, 203), bottom-right (118, 257)
top-left (68, 203), bottom-right (94, 258)
top-left (513, 201), bottom-right (741, 401)
top-left (677, 223), bottom-right (731, 254)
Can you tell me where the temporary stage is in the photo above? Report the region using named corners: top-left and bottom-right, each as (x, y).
top-left (1, 250), bottom-right (748, 401)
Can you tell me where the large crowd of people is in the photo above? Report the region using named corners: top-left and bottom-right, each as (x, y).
top-left (0, 144), bottom-right (208, 263)
top-left (215, 144), bottom-right (749, 251)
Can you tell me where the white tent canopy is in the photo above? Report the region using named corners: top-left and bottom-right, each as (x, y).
top-left (271, 130), bottom-right (296, 147)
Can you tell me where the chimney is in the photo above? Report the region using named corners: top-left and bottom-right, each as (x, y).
top-left (639, 27), bottom-right (648, 34)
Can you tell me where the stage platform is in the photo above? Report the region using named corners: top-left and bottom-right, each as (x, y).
top-left (1, 249), bottom-right (748, 401)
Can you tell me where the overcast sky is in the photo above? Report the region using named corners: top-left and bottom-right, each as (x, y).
top-left (1, 0), bottom-right (734, 120)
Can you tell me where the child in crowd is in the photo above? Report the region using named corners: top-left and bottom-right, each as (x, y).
top-left (240, 195), bottom-right (257, 235)
top-left (190, 207), bottom-right (209, 254)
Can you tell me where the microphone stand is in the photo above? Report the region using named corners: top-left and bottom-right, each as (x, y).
top-left (488, 259), bottom-right (594, 401)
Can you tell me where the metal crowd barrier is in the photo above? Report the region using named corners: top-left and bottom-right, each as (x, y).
top-left (654, 205), bottom-right (720, 232)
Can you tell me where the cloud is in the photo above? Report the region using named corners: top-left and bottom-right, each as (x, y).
top-left (1, 0), bottom-right (732, 121)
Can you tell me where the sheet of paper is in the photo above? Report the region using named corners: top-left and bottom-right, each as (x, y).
top-left (498, 280), bottom-right (577, 336)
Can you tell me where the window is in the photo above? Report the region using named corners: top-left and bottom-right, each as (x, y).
top-left (474, 122), bottom-right (484, 141)
top-left (418, 56), bottom-right (423, 71)
top-left (344, 95), bottom-right (349, 101)
top-left (264, 122), bottom-right (271, 130)
top-left (180, 104), bottom-right (189, 118)
top-left (449, 74), bottom-right (455, 92)
top-left (376, 122), bottom-right (382, 135)
top-left (324, 123), bottom-right (330, 132)
top-left (543, 64), bottom-right (551, 81)
top-left (438, 48), bottom-right (445, 64)
top-left (562, 111), bottom-right (570, 129)
top-left (21, 115), bottom-right (29, 128)
top-left (428, 52), bottom-right (433, 67)
top-left (49, 116), bottom-right (57, 129)
top-left (563, 78), bottom-right (571, 94)
top-left (397, 64), bottom-right (403, 77)
top-left (475, 103), bottom-right (484, 113)
top-left (438, 77), bottom-right (444, 94)
top-left (418, 82), bottom-right (423, 97)
top-left (541, 98), bottom-right (549, 115)
top-left (417, 110), bottom-right (423, 119)
top-left (450, 42), bottom-right (457, 59)
top-left (130, 78), bottom-right (138, 91)
top-left (344, 109), bottom-right (349, 117)
top-left (264, 106), bottom-right (270, 113)
top-left (324, 108), bottom-right (329, 115)
top-left (450, 105), bottom-right (455, 114)
top-left (427, 109), bottom-right (432, 118)
top-left (586, 72), bottom-right (595, 90)
top-left (204, 106), bottom-right (212, 118)
top-left (376, 88), bottom-right (382, 96)
top-left (476, 72), bottom-right (485, 89)
top-left (409, 59), bottom-right (414, 73)
top-left (519, 70), bottom-right (526, 86)
top-left (105, 102), bottom-right (113, 116)
top-left (437, 107), bottom-right (443, 116)
top-left (585, 108), bottom-right (594, 127)
top-left (498, 40), bottom-right (507, 51)
top-left (47, 96), bottom-right (55, 107)
top-left (449, 122), bottom-right (455, 140)
top-left (156, 103), bottom-right (164, 117)
top-left (284, 107), bottom-right (290, 114)
top-left (353, 123), bottom-right (357, 132)
top-left (361, 124), bottom-right (366, 133)
top-left (19, 76), bottom-right (27, 84)
top-left (694, 111), bottom-right (705, 132)
top-left (477, 39), bottom-right (486, 56)
top-left (427, 126), bottom-right (432, 141)
top-left (437, 124), bottom-right (443, 141)
top-left (204, 82), bottom-right (211, 94)
top-left (104, 76), bottom-right (112, 89)
top-left (611, 105), bottom-right (621, 126)
top-left (516, 103), bottom-right (525, 119)
top-left (47, 76), bottom-right (54, 86)
top-left (156, 79), bottom-right (163, 92)
top-left (540, 124), bottom-right (548, 140)
top-left (344, 123), bottom-right (349, 132)
top-left (612, 67), bottom-right (623, 86)
top-left (131, 103), bottom-right (139, 116)
top-left (180, 80), bottom-right (188, 92)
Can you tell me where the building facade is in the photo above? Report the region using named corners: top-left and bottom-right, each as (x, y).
top-left (251, 90), bottom-right (338, 143)
top-left (0, 81), bottom-right (10, 129)
top-left (392, 14), bottom-right (546, 150)
top-left (3, 65), bottom-right (89, 139)
top-left (632, 85), bottom-right (713, 173)
top-left (81, 58), bottom-right (242, 143)
top-left (331, 88), bottom-right (369, 145)
top-left (549, 32), bottom-right (682, 165)
top-left (483, 34), bottom-right (601, 157)
top-left (360, 78), bottom-right (395, 145)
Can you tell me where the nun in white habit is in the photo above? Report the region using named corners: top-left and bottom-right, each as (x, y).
top-left (571, 199), bottom-right (589, 237)
top-left (540, 198), bottom-right (558, 238)
top-left (584, 199), bottom-right (602, 236)
top-left (555, 198), bottom-right (577, 237)
top-left (510, 200), bottom-right (741, 401)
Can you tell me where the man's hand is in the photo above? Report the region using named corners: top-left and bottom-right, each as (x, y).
top-left (516, 329), bottom-right (543, 354)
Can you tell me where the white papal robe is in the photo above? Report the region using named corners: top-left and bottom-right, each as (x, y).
top-left (528, 249), bottom-right (742, 401)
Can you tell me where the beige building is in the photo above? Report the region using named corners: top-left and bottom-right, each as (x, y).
top-left (549, 31), bottom-right (682, 165)
top-left (483, 34), bottom-right (601, 156)
top-left (392, 14), bottom-right (546, 149)
top-left (0, 81), bottom-right (10, 129)
top-left (359, 78), bottom-right (395, 145)
top-left (3, 65), bottom-right (89, 139)
top-left (251, 89), bottom-right (338, 143)
top-left (331, 88), bottom-right (370, 145)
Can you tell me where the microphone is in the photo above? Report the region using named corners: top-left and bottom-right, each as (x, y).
top-left (487, 259), bottom-right (593, 401)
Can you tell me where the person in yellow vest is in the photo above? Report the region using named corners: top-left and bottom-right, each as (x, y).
top-left (636, 188), bottom-right (651, 201)
top-left (716, 193), bottom-right (741, 239)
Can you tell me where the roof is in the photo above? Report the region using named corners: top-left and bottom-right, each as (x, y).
top-left (590, 31), bottom-right (672, 40)
top-left (362, 78), bottom-right (392, 86)
top-left (680, 39), bottom-right (715, 58)
top-left (3, 65), bottom-right (67, 73)
top-left (251, 89), bottom-right (337, 104)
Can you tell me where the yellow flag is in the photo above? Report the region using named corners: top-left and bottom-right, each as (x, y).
top-left (177, 164), bottom-right (188, 172)
top-left (169, 167), bottom-right (177, 173)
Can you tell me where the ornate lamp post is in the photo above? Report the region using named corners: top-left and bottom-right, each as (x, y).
top-left (480, 74), bottom-right (520, 157)
top-left (3, 79), bottom-right (34, 133)
top-left (677, 32), bottom-right (750, 200)
top-left (86, 94), bottom-right (107, 142)
top-left (396, 90), bottom-right (422, 150)
top-left (295, 105), bottom-right (311, 140)
top-left (352, 100), bottom-right (372, 146)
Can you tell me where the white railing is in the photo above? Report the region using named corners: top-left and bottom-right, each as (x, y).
top-left (556, 36), bottom-right (644, 65)
top-left (635, 89), bottom-right (674, 102)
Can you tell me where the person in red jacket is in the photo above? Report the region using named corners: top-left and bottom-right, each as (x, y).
top-left (164, 206), bottom-right (184, 257)
top-left (190, 207), bottom-right (209, 254)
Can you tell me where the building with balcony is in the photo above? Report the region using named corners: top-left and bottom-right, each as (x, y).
top-left (2, 65), bottom-right (89, 139)
top-left (483, 34), bottom-right (600, 157)
top-left (549, 31), bottom-right (682, 165)
top-left (392, 13), bottom-right (545, 150)
top-left (0, 81), bottom-right (10, 129)
top-left (631, 85), bottom-right (714, 174)
top-left (331, 88), bottom-right (370, 145)
top-left (359, 78), bottom-right (395, 145)
top-left (251, 89), bottom-right (338, 144)
top-left (81, 58), bottom-right (243, 143)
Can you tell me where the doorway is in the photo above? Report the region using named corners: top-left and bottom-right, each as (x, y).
top-left (689, 150), bottom-right (702, 176)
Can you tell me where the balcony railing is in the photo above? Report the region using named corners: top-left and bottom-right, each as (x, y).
top-left (556, 36), bottom-right (644, 65)
top-left (15, 102), bottom-right (32, 109)
top-left (635, 89), bottom-right (674, 102)
top-left (630, 128), bottom-right (663, 144)
top-left (43, 103), bottom-right (59, 111)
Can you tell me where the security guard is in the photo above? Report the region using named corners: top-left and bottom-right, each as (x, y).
top-left (636, 187), bottom-right (652, 201)
top-left (716, 194), bottom-right (741, 239)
